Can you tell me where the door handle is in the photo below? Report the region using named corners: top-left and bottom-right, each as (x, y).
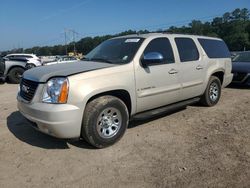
top-left (196, 65), bottom-right (203, 70)
top-left (168, 69), bottom-right (178, 74)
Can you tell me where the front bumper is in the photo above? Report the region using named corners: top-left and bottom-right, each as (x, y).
top-left (17, 95), bottom-right (83, 139)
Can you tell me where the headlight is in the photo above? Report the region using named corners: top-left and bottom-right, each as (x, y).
top-left (42, 77), bottom-right (69, 104)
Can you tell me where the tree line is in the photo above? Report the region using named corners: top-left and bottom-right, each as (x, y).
top-left (2, 8), bottom-right (250, 56)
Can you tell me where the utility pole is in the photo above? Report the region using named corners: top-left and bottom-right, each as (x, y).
top-left (69, 29), bottom-right (78, 55)
top-left (64, 29), bottom-right (68, 55)
top-left (64, 28), bottom-right (79, 56)
top-left (73, 31), bottom-right (76, 55)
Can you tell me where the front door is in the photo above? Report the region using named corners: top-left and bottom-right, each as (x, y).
top-left (135, 37), bottom-right (181, 113)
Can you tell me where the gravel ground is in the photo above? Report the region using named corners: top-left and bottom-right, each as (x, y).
top-left (0, 83), bottom-right (249, 188)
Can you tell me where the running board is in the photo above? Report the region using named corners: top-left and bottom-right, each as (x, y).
top-left (132, 97), bottom-right (200, 121)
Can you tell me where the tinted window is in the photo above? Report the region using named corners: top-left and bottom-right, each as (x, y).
top-left (7, 55), bottom-right (14, 59)
top-left (175, 38), bottom-right (199, 62)
top-left (198, 38), bottom-right (230, 58)
top-left (143, 38), bottom-right (175, 64)
top-left (24, 56), bottom-right (33, 58)
top-left (232, 52), bottom-right (250, 62)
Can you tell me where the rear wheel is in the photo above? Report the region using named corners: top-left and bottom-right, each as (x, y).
top-left (200, 76), bottom-right (221, 106)
top-left (8, 67), bottom-right (25, 84)
top-left (82, 96), bottom-right (129, 148)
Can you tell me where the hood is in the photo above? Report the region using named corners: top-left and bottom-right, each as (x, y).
top-left (23, 61), bottom-right (117, 82)
top-left (232, 61), bottom-right (250, 73)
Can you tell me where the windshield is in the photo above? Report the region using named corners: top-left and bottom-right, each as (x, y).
top-left (232, 52), bottom-right (250, 62)
top-left (84, 37), bottom-right (144, 64)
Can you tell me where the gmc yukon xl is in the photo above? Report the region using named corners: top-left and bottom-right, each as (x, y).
top-left (17, 33), bottom-right (233, 148)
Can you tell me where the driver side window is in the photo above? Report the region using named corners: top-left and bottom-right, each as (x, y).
top-left (144, 38), bottom-right (175, 64)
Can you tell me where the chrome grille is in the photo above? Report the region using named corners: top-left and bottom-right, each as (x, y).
top-left (20, 79), bottom-right (39, 102)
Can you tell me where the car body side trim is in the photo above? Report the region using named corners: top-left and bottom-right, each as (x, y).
top-left (138, 85), bottom-right (181, 98)
top-left (182, 80), bottom-right (204, 89)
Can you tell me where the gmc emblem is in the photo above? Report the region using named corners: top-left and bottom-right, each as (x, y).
top-left (22, 85), bottom-right (29, 93)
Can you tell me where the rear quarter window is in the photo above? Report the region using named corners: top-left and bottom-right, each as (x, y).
top-left (198, 38), bottom-right (230, 58)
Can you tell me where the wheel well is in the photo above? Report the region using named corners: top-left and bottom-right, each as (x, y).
top-left (212, 71), bottom-right (224, 84)
top-left (87, 90), bottom-right (132, 115)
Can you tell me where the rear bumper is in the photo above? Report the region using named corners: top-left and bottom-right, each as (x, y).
top-left (17, 95), bottom-right (83, 139)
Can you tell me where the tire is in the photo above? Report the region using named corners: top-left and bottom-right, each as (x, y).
top-left (82, 96), bottom-right (129, 148)
top-left (200, 76), bottom-right (221, 107)
top-left (8, 67), bottom-right (25, 84)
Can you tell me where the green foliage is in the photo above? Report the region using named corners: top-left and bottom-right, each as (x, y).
top-left (2, 8), bottom-right (249, 56)
top-left (167, 8), bottom-right (250, 51)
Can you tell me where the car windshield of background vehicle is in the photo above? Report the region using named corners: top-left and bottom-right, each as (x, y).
top-left (232, 52), bottom-right (250, 62)
top-left (83, 37), bottom-right (144, 64)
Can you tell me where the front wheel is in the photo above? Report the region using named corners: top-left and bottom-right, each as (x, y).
top-left (200, 76), bottom-right (221, 107)
top-left (82, 96), bottom-right (129, 148)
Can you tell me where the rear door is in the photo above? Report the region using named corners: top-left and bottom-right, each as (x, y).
top-left (135, 37), bottom-right (181, 112)
top-left (174, 37), bottom-right (207, 100)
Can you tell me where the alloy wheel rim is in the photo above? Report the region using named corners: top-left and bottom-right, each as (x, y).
top-left (97, 107), bottom-right (122, 139)
top-left (209, 82), bottom-right (219, 102)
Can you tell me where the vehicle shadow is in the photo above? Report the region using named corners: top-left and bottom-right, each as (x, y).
top-left (227, 83), bottom-right (250, 90)
top-left (7, 107), bottom-right (187, 150)
top-left (128, 107), bottom-right (186, 129)
top-left (0, 80), bottom-right (5, 84)
top-left (0, 80), bottom-right (19, 85)
top-left (7, 111), bottom-right (94, 149)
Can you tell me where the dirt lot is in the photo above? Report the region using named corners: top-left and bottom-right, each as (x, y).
top-left (0, 83), bottom-right (249, 188)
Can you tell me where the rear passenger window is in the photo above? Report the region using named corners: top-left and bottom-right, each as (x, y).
top-left (144, 38), bottom-right (175, 64)
top-left (198, 38), bottom-right (230, 58)
top-left (175, 38), bottom-right (199, 62)
top-left (24, 56), bottom-right (32, 58)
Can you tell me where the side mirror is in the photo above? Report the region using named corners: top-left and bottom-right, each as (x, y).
top-left (141, 52), bottom-right (164, 67)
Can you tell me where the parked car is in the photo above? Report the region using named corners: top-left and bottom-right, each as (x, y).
top-left (0, 58), bottom-right (29, 83)
top-left (231, 51), bottom-right (250, 85)
top-left (4, 53), bottom-right (42, 67)
top-left (43, 56), bottom-right (78, 66)
top-left (17, 33), bottom-right (233, 148)
top-left (0, 54), bottom-right (43, 83)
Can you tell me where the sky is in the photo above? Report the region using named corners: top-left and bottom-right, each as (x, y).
top-left (0, 0), bottom-right (249, 51)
